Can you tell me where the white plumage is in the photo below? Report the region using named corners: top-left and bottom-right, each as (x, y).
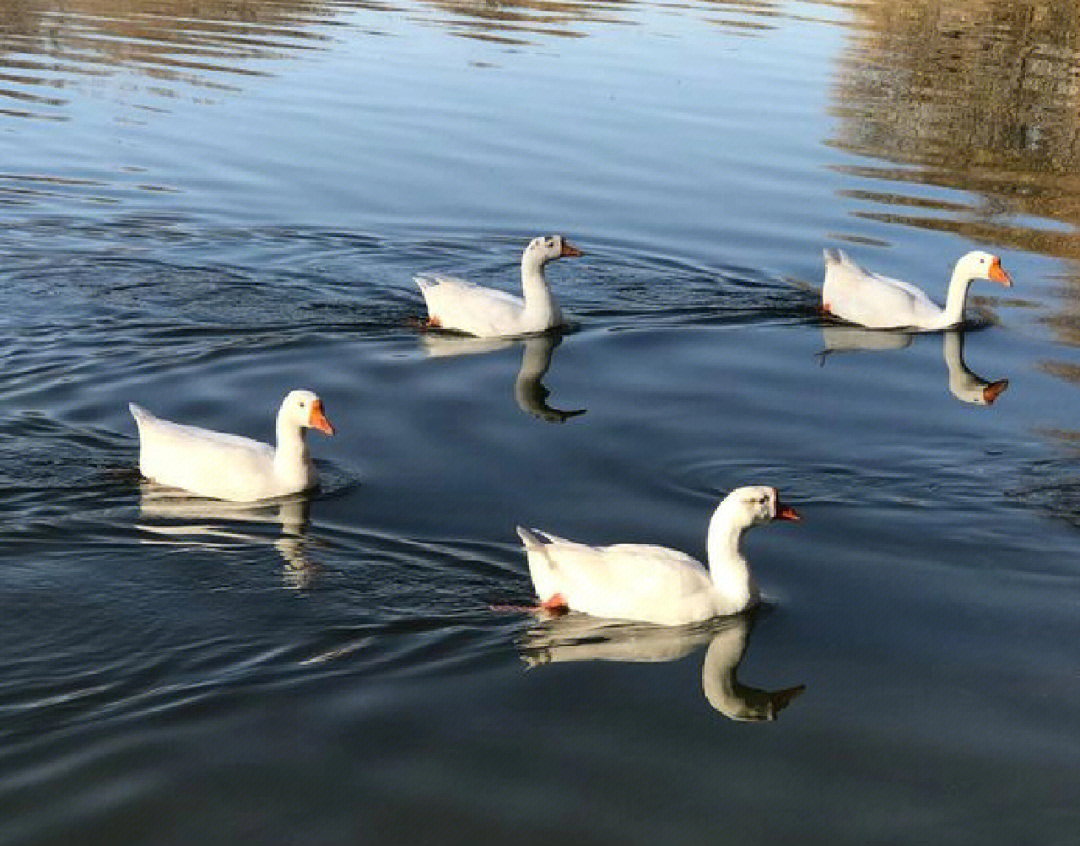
top-left (822, 248), bottom-right (1012, 330)
top-left (518, 486), bottom-right (800, 626)
top-left (416, 234), bottom-right (582, 337)
top-left (129, 390), bottom-right (335, 502)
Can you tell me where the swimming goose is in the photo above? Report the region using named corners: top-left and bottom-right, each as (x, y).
top-left (822, 249), bottom-right (1012, 330)
top-left (416, 234), bottom-right (582, 337)
top-left (517, 486), bottom-right (799, 626)
top-left (129, 390), bottom-right (335, 502)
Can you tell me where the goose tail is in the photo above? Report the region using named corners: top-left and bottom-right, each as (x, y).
top-left (128, 402), bottom-right (152, 429)
top-left (516, 526), bottom-right (551, 552)
top-left (823, 248), bottom-right (857, 269)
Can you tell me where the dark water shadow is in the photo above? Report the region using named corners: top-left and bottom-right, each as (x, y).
top-left (520, 606), bottom-right (804, 722)
top-left (135, 484), bottom-right (323, 589)
top-left (418, 331), bottom-right (586, 423)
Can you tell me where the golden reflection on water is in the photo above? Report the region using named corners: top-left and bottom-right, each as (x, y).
top-left (413, 0), bottom-right (633, 43)
top-left (0, 0), bottom-right (354, 114)
top-left (3, 0), bottom-right (1080, 353)
top-left (0, 0), bottom-right (799, 103)
top-left (831, 1), bottom-right (1080, 250)
top-left (414, 0), bottom-right (792, 42)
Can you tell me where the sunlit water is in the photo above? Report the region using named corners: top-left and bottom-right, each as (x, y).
top-left (2, 1), bottom-right (1079, 843)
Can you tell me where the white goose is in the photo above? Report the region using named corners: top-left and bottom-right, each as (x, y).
top-left (416, 234), bottom-right (583, 337)
top-left (822, 249), bottom-right (1012, 330)
top-left (129, 390), bottom-right (335, 502)
top-left (517, 486), bottom-right (800, 626)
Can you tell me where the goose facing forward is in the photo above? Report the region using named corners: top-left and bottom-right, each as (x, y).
top-left (416, 234), bottom-right (583, 337)
top-left (130, 390), bottom-right (335, 502)
top-left (822, 249), bottom-right (1012, 330)
top-left (517, 486), bottom-right (800, 626)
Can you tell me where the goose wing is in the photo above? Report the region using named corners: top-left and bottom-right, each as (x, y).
top-left (416, 274), bottom-right (525, 336)
top-left (823, 250), bottom-right (942, 328)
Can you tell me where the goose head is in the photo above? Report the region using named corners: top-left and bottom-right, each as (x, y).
top-left (956, 251), bottom-right (1012, 288)
top-left (724, 486), bottom-right (801, 529)
top-left (523, 234), bottom-right (583, 266)
top-left (280, 390), bottom-right (335, 436)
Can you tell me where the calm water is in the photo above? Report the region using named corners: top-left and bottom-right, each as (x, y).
top-left (2, 1), bottom-right (1079, 843)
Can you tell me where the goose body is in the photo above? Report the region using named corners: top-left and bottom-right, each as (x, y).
top-left (416, 234), bottom-right (582, 337)
top-left (822, 249), bottom-right (1012, 330)
top-left (518, 486), bottom-right (799, 626)
top-left (130, 390), bottom-right (335, 502)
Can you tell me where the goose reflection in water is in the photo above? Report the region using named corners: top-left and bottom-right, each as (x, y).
top-left (520, 608), bottom-right (804, 722)
top-left (818, 327), bottom-right (1009, 406)
top-left (136, 482), bottom-right (319, 588)
top-left (420, 332), bottom-right (586, 423)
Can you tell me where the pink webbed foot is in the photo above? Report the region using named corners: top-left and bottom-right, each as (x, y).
top-left (489, 593), bottom-right (569, 617)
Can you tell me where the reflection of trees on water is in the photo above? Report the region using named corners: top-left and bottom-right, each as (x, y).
top-left (832, 1), bottom-right (1080, 251)
top-left (830, 0), bottom-right (1080, 355)
top-left (416, 0), bottom-right (784, 42)
top-left (0, 0), bottom-right (346, 106)
top-left (0, 0), bottom-right (794, 114)
top-left (415, 0), bottom-right (631, 43)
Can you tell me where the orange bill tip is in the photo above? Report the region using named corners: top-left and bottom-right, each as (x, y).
top-left (982, 379), bottom-right (1009, 405)
top-left (989, 257), bottom-right (1012, 288)
top-left (309, 399), bottom-right (335, 436)
top-left (776, 503), bottom-right (801, 522)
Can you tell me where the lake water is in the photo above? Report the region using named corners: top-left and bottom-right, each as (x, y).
top-left (2, 1), bottom-right (1079, 843)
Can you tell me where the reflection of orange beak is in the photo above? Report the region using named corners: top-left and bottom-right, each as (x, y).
top-left (982, 379), bottom-right (1009, 405)
top-left (560, 240), bottom-right (583, 258)
top-left (775, 501), bottom-right (801, 522)
top-left (988, 257), bottom-right (1012, 288)
top-left (309, 399), bottom-right (335, 436)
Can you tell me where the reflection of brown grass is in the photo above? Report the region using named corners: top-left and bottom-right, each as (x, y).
top-left (1040, 359), bottom-right (1080, 383)
top-left (414, 0), bottom-right (788, 42)
top-left (833, 1), bottom-right (1080, 250)
top-left (0, 0), bottom-right (345, 86)
top-left (830, 0), bottom-right (1080, 354)
top-left (413, 0), bottom-right (631, 42)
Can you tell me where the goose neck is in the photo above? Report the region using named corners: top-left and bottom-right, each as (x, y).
top-left (275, 415), bottom-right (310, 469)
top-left (520, 256), bottom-right (560, 325)
top-left (705, 505), bottom-right (756, 609)
top-left (941, 260), bottom-right (975, 327)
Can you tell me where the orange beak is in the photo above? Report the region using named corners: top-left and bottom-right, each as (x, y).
top-left (988, 257), bottom-right (1012, 288)
top-left (776, 504), bottom-right (801, 521)
top-left (560, 240), bottom-right (583, 258)
top-left (775, 497), bottom-right (801, 522)
top-left (308, 399), bottom-right (335, 436)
